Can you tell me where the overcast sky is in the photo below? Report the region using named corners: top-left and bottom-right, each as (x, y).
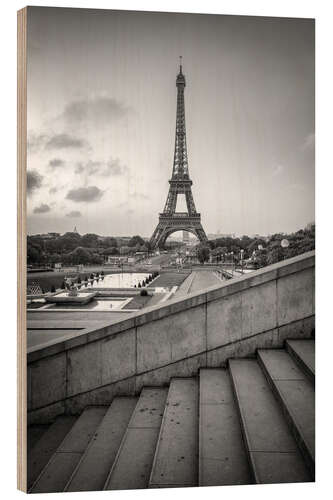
top-left (26, 7), bottom-right (314, 237)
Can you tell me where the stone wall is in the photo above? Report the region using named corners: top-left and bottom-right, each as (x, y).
top-left (28, 251), bottom-right (315, 424)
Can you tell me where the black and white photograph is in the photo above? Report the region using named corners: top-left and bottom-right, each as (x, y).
top-left (19, 5), bottom-right (315, 494)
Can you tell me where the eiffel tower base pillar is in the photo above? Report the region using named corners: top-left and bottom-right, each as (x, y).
top-left (150, 215), bottom-right (208, 249)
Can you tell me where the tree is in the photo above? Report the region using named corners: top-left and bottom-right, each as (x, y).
top-left (81, 233), bottom-right (99, 248)
top-left (27, 245), bottom-right (42, 264)
top-left (196, 244), bottom-right (210, 264)
top-left (266, 247), bottom-right (283, 265)
top-left (67, 247), bottom-right (92, 265)
top-left (129, 235), bottom-right (145, 247)
top-left (120, 246), bottom-right (131, 255)
top-left (101, 237), bottom-right (118, 248)
top-left (59, 232), bottom-right (82, 251)
top-left (104, 246), bottom-right (120, 256)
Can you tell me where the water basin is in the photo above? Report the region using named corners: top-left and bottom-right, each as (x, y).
top-left (86, 272), bottom-right (149, 289)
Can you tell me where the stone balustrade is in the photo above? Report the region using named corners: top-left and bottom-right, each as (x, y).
top-left (28, 251), bottom-right (315, 423)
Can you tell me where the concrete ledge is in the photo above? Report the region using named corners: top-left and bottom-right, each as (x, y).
top-left (27, 251), bottom-right (315, 418)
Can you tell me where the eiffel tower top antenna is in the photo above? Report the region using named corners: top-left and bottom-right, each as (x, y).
top-left (179, 55), bottom-right (182, 72)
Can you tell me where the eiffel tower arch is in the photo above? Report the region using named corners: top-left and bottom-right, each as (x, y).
top-left (150, 60), bottom-right (208, 249)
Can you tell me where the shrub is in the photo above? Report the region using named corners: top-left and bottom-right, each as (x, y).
top-left (51, 285), bottom-right (56, 293)
top-left (140, 289), bottom-right (148, 296)
top-left (138, 282), bottom-right (141, 288)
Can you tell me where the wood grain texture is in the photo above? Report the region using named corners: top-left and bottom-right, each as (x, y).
top-left (17, 6), bottom-right (27, 493)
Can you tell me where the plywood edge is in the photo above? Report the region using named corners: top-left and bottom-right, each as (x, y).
top-left (17, 6), bottom-right (27, 493)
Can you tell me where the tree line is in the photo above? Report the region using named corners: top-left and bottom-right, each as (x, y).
top-left (27, 232), bottom-right (148, 266)
top-left (195, 224), bottom-right (315, 266)
top-left (27, 224), bottom-right (315, 268)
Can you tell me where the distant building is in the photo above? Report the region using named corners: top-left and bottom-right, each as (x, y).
top-left (250, 234), bottom-right (270, 242)
top-left (36, 232), bottom-right (60, 239)
top-left (208, 232), bottom-right (236, 240)
top-left (106, 255), bottom-right (128, 265)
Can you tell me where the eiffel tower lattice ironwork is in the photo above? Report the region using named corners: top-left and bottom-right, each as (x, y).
top-left (150, 60), bottom-right (208, 249)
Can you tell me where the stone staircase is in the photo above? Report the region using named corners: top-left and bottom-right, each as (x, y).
top-left (28, 339), bottom-right (315, 492)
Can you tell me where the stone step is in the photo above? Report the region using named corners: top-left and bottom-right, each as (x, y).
top-left (30, 406), bottom-right (107, 493)
top-left (258, 349), bottom-right (315, 478)
top-left (149, 378), bottom-right (198, 488)
top-left (199, 369), bottom-right (252, 486)
top-left (65, 397), bottom-right (137, 492)
top-left (286, 339), bottom-right (315, 383)
top-left (229, 359), bottom-right (310, 484)
top-left (27, 416), bottom-right (76, 490)
top-left (104, 388), bottom-right (168, 490)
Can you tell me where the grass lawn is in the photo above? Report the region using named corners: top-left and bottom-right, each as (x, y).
top-left (148, 271), bottom-right (190, 288)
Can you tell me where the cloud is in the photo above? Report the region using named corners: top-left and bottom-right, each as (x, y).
top-left (301, 132), bottom-right (315, 151)
top-left (272, 164), bottom-right (284, 177)
top-left (27, 170), bottom-right (43, 195)
top-left (49, 158), bottom-right (66, 168)
top-left (33, 203), bottom-right (51, 214)
top-left (66, 186), bottom-right (104, 203)
top-left (27, 132), bottom-right (47, 153)
top-left (74, 158), bottom-right (128, 177)
top-left (102, 158), bottom-right (128, 177)
top-left (49, 187), bottom-right (58, 194)
top-left (75, 160), bottom-right (103, 176)
top-left (45, 133), bottom-right (87, 150)
top-left (61, 96), bottom-right (129, 127)
top-left (66, 210), bottom-right (82, 218)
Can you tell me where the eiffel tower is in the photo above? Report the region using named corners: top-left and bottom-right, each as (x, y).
top-left (150, 59), bottom-right (208, 249)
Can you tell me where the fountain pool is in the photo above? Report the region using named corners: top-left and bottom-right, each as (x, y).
top-left (86, 272), bottom-right (150, 289)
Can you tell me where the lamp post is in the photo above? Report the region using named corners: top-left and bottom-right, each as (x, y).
top-left (231, 251), bottom-right (234, 276)
top-left (240, 249), bottom-right (244, 274)
top-left (257, 244), bottom-right (264, 268)
top-left (281, 238), bottom-right (289, 260)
